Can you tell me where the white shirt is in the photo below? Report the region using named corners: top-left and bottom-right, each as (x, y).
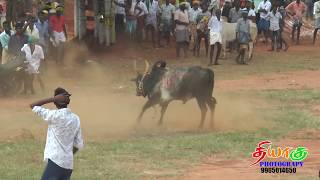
top-left (189, 8), bottom-right (202, 23)
top-left (258, 0), bottom-right (272, 19)
top-left (26, 25), bottom-right (40, 40)
top-left (148, 0), bottom-right (160, 16)
top-left (135, 1), bottom-right (148, 17)
top-left (267, 11), bottom-right (282, 31)
top-left (208, 16), bottom-right (222, 33)
top-left (248, 9), bottom-right (256, 17)
top-left (21, 44), bottom-right (44, 74)
top-left (32, 106), bottom-right (84, 170)
top-left (314, 1), bottom-right (320, 19)
top-left (115, 0), bottom-right (125, 15)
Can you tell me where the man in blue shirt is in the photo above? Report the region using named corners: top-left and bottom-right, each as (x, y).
top-left (36, 10), bottom-right (50, 57)
top-left (0, 21), bottom-right (14, 64)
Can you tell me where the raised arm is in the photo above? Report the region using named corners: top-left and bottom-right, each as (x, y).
top-left (29, 94), bottom-right (70, 109)
top-left (29, 97), bottom-right (54, 109)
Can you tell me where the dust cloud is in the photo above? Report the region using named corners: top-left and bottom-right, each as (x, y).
top-left (0, 43), bottom-right (265, 142)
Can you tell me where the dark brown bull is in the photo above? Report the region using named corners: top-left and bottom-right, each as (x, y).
top-left (133, 60), bottom-right (217, 129)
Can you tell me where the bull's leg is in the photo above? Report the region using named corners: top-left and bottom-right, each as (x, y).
top-left (137, 99), bottom-right (157, 123)
top-left (206, 97), bottom-right (217, 129)
top-left (196, 98), bottom-right (207, 129)
top-left (158, 102), bottom-right (169, 126)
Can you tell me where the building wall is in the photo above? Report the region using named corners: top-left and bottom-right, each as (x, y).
top-left (65, 0), bottom-right (75, 38)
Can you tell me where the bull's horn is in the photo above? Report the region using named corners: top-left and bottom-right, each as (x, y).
top-left (144, 60), bottom-right (150, 74)
top-left (133, 60), bottom-right (138, 74)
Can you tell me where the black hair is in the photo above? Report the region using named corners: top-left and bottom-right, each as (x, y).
top-left (54, 87), bottom-right (71, 108)
top-left (54, 87), bottom-right (70, 96)
top-left (15, 21), bottom-right (24, 29)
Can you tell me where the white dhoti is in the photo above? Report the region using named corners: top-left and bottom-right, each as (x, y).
top-left (1, 48), bottom-right (10, 64)
top-left (53, 31), bottom-right (66, 46)
top-left (210, 31), bottom-right (222, 45)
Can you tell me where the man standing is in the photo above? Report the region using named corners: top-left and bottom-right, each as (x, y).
top-left (124, 0), bottom-right (137, 40)
top-left (49, 6), bottom-right (67, 63)
top-left (286, 0), bottom-right (307, 45)
top-left (30, 87), bottom-right (84, 180)
top-left (313, 0), bottom-right (320, 44)
top-left (279, 5), bottom-right (289, 51)
top-left (0, 21), bottom-right (14, 64)
top-left (266, 6), bottom-right (282, 52)
top-left (306, 0), bottom-right (314, 21)
top-left (21, 37), bottom-right (44, 94)
top-left (158, 0), bottom-right (175, 47)
top-left (236, 11), bottom-right (251, 65)
top-left (188, 1), bottom-right (201, 51)
top-left (229, 2), bottom-right (242, 23)
top-left (8, 21), bottom-right (28, 57)
top-left (26, 17), bottom-right (40, 41)
top-left (247, 1), bottom-right (256, 23)
top-left (145, 0), bottom-right (160, 47)
top-left (221, 0), bottom-right (232, 21)
top-left (174, 2), bottom-right (189, 58)
top-left (208, 9), bottom-right (223, 65)
top-left (36, 10), bottom-right (50, 57)
top-left (135, 0), bottom-right (148, 42)
top-left (257, 0), bottom-right (272, 43)
top-left (114, 0), bottom-right (126, 33)
top-left (195, 3), bottom-right (211, 56)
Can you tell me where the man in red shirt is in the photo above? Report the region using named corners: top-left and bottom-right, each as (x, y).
top-left (49, 6), bottom-right (67, 63)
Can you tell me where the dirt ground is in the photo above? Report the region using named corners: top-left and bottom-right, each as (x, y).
top-left (1, 39), bottom-right (320, 179)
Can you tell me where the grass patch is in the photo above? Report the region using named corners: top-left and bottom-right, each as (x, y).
top-left (260, 89), bottom-right (320, 104)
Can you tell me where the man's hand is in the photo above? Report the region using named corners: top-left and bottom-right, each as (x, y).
top-left (30, 97), bottom-right (54, 109)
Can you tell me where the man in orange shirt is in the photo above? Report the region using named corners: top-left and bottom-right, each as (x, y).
top-left (49, 6), bottom-right (67, 63)
top-left (286, 0), bottom-right (307, 45)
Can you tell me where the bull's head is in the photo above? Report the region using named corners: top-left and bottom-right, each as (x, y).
top-left (132, 60), bottom-right (150, 97)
